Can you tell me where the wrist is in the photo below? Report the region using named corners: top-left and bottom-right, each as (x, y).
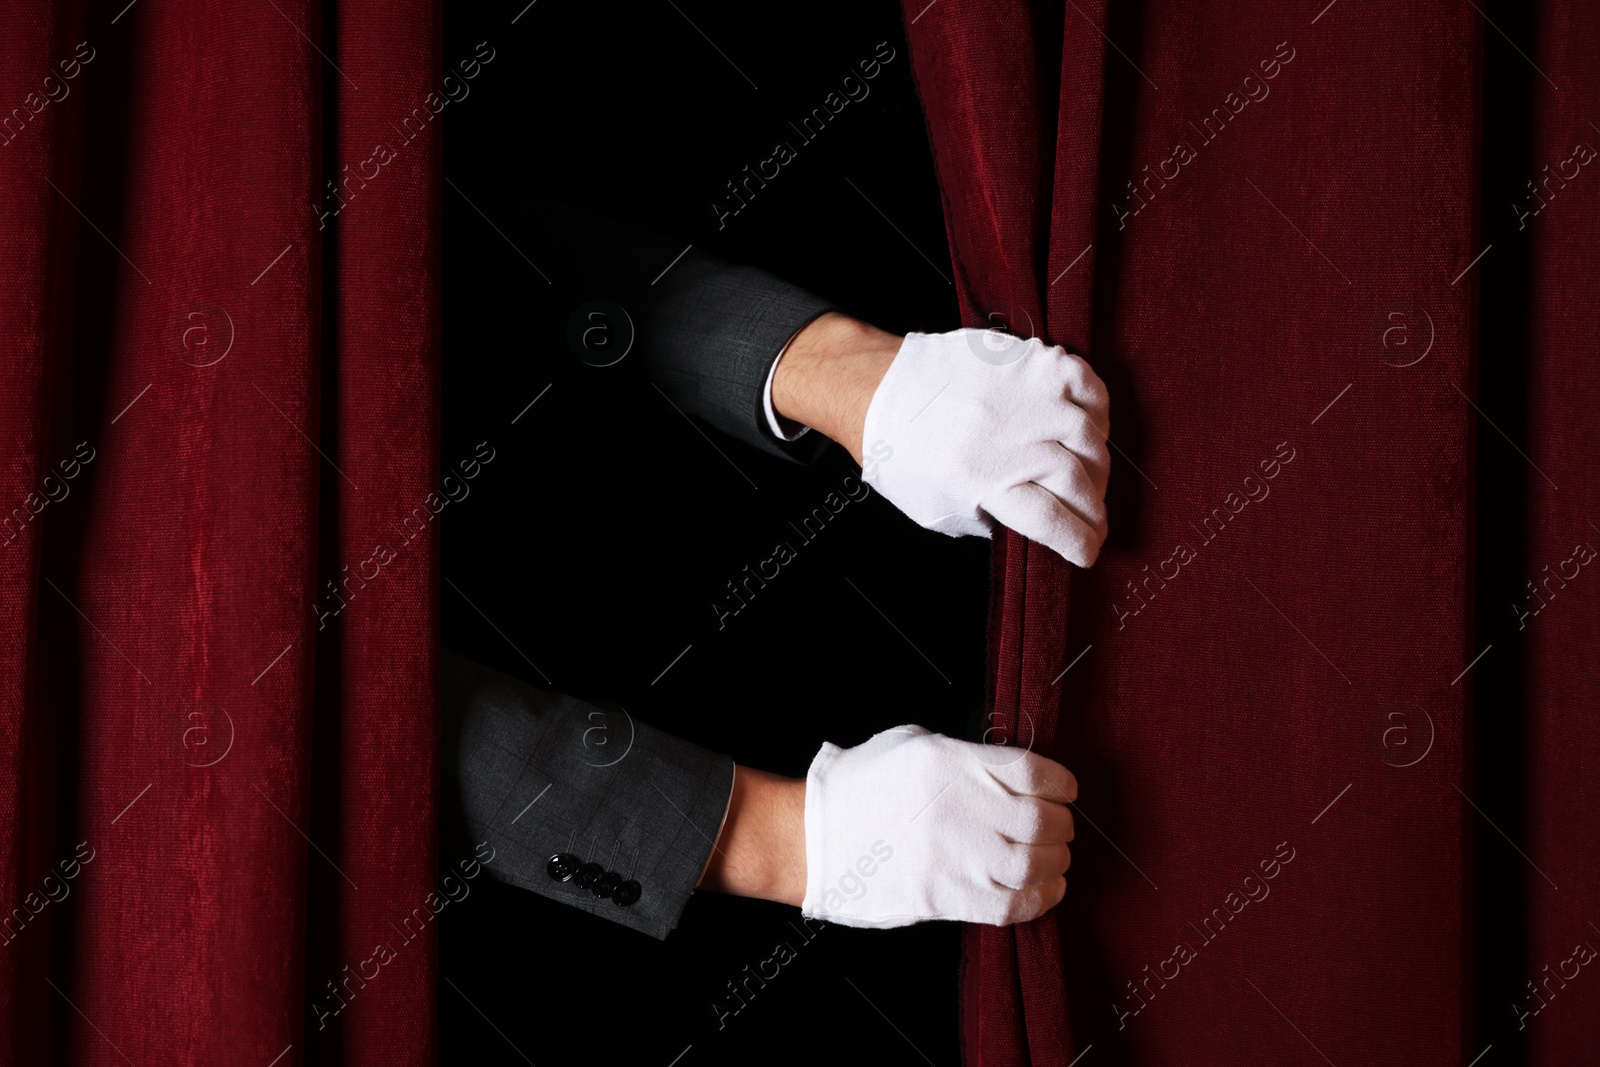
top-left (696, 765), bottom-right (807, 907)
top-left (771, 312), bottom-right (901, 464)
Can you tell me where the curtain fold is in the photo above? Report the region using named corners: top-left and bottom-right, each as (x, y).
top-left (1523, 4), bottom-right (1600, 1063)
top-left (903, 1), bottom-right (1517, 1063)
top-left (900, 4), bottom-right (1110, 1060)
top-left (1, 3), bottom-right (439, 1064)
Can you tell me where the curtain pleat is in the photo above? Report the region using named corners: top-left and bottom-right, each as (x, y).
top-left (1524, 3), bottom-right (1600, 1063)
top-left (0, 4), bottom-right (82, 1062)
top-left (0, 2), bottom-right (439, 1063)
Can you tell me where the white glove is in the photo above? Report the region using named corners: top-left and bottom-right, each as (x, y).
top-left (860, 328), bottom-right (1111, 566)
top-left (800, 724), bottom-right (1076, 929)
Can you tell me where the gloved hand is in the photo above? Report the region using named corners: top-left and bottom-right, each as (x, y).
top-left (800, 724), bottom-right (1076, 928)
top-left (860, 328), bottom-right (1111, 566)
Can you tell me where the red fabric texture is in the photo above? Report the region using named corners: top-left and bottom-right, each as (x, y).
top-left (897, 0), bottom-right (1585, 1063)
top-left (1523, 4), bottom-right (1600, 1064)
top-left (1, 3), bottom-right (439, 1064)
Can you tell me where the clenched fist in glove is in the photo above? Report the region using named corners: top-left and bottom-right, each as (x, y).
top-left (802, 725), bottom-right (1076, 928)
top-left (771, 314), bottom-right (1112, 566)
top-left (696, 727), bottom-right (1079, 928)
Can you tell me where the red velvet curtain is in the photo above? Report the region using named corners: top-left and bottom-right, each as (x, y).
top-left (903, 1), bottom-right (1597, 1064)
top-left (1522, 4), bottom-right (1600, 1063)
top-left (2, 3), bottom-right (439, 1064)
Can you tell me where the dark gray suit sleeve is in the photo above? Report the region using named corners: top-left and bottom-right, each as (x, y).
top-left (640, 249), bottom-right (834, 462)
top-left (441, 649), bottom-right (735, 940)
top-left (447, 174), bottom-right (837, 462)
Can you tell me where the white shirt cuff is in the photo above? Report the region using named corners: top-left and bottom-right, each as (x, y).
top-left (762, 339), bottom-right (812, 442)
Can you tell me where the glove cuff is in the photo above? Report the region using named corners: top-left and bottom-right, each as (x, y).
top-left (799, 740), bottom-right (845, 918)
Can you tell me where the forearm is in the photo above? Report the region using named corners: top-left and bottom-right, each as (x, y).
top-left (771, 311), bottom-right (900, 465)
top-left (696, 765), bottom-right (807, 907)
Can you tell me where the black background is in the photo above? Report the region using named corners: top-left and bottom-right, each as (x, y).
top-left (440, 2), bottom-right (985, 1064)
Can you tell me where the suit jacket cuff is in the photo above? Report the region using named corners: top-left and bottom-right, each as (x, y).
top-left (641, 250), bottom-right (835, 464)
top-left (441, 649), bottom-right (735, 940)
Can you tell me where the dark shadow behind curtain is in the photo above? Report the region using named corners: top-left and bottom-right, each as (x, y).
top-left (905, 0), bottom-right (1598, 1064)
top-left (0, 3), bottom-right (440, 1064)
